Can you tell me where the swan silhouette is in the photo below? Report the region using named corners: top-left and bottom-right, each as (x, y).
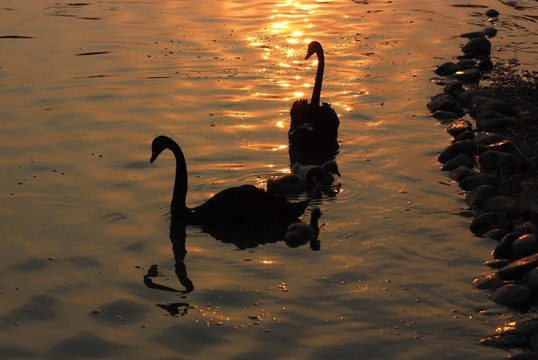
top-left (266, 166), bottom-right (324, 194)
top-left (289, 41), bottom-right (340, 163)
top-left (285, 207), bottom-right (322, 248)
top-left (150, 135), bottom-right (309, 224)
top-left (292, 160), bottom-right (341, 186)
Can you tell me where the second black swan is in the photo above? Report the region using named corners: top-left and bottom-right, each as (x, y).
top-left (289, 41), bottom-right (340, 159)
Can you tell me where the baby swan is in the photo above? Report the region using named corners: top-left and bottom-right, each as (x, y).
top-left (292, 160), bottom-right (341, 186)
top-left (266, 168), bottom-right (321, 194)
top-left (285, 207), bottom-right (322, 248)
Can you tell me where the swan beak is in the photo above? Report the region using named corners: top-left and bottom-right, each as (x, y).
top-left (150, 153), bottom-right (157, 163)
top-left (305, 49), bottom-right (315, 60)
top-left (335, 170), bottom-right (341, 177)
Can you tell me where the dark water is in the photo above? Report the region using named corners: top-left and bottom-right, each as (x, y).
top-left (1, 0), bottom-right (537, 358)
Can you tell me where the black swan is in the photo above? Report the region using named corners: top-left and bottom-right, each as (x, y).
top-left (285, 207), bottom-right (322, 247)
top-left (289, 41), bottom-right (340, 164)
top-left (150, 135), bottom-right (309, 224)
top-left (291, 160), bottom-right (340, 186)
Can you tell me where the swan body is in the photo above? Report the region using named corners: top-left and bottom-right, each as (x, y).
top-left (291, 160), bottom-right (341, 186)
top-left (289, 41), bottom-right (340, 160)
top-left (285, 207), bottom-right (322, 246)
top-left (266, 167), bottom-right (323, 194)
top-left (151, 136), bottom-right (309, 225)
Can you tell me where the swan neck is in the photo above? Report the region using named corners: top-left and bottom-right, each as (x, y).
top-left (170, 142), bottom-right (188, 220)
top-left (311, 48), bottom-right (324, 107)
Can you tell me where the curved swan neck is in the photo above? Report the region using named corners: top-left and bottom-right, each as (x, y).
top-left (168, 141), bottom-right (188, 220)
top-left (308, 42), bottom-right (324, 107)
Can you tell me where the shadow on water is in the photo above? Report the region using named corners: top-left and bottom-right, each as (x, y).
top-left (144, 214), bottom-right (323, 312)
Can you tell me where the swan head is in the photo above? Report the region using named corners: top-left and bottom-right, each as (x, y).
top-left (322, 160), bottom-right (341, 177)
top-left (150, 135), bottom-right (175, 163)
top-left (305, 41), bottom-right (322, 60)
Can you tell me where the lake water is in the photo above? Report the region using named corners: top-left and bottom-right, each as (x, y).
top-left (1, 0), bottom-right (537, 359)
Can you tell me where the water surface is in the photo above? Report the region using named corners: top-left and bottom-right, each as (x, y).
top-left (1, 0), bottom-right (537, 359)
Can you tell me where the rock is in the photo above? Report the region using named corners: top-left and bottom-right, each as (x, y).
top-left (454, 67), bottom-right (481, 83)
top-left (478, 139), bottom-right (516, 154)
top-left (473, 272), bottom-right (508, 289)
top-left (465, 184), bottom-right (498, 207)
top-left (473, 132), bottom-right (507, 146)
top-left (443, 81), bottom-right (463, 96)
top-left (524, 268), bottom-right (538, 293)
top-left (459, 31), bottom-right (486, 39)
top-left (435, 62), bottom-right (462, 76)
top-left (530, 333), bottom-right (538, 352)
top-left (446, 119), bottom-right (473, 137)
top-left (453, 130), bottom-right (474, 142)
top-left (512, 234), bottom-right (538, 260)
top-left (459, 174), bottom-right (501, 191)
top-left (490, 283), bottom-right (532, 308)
top-left (484, 228), bottom-right (510, 240)
top-left (457, 59), bottom-right (477, 69)
top-left (438, 140), bottom-right (475, 164)
top-left (478, 150), bottom-right (514, 171)
top-left (478, 59), bottom-right (493, 72)
top-left (497, 253), bottom-right (538, 280)
top-left (462, 37), bottom-right (491, 56)
top-left (470, 212), bottom-right (512, 237)
top-left (441, 153), bottom-right (474, 171)
top-left (449, 165), bottom-right (478, 182)
top-left (485, 258), bottom-right (509, 269)
top-left (494, 232), bottom-right (520, 259)
top-left (514, 221), bottom-right (538, 236)
top-left (474, 99), bottom-right (515, 118)
top-left (485, 9), bottom-right (500, 18)
top-left (457, 88), bottom-right (487, 106)
top-left (433, 110), bottom-right (459, 122)
top-left (480, 195), bottom-right (517, 214)
top-left (476, 113), bottom-right (515, 132)
top-left (469, 96), bottom-right (493, 114)
top-left (483, 27), bottom-right (497, 38)
top-left (427, 93), bottom-right (465, 116)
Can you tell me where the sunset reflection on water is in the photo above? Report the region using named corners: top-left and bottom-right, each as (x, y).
top-left (0, 0), bottom-right (536, 359)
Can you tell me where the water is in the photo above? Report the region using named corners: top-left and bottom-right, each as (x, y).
top-left (1, 0), bottom-right (537, 358)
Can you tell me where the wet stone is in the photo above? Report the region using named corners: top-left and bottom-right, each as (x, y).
top-left (457, 88), bottom-right (487, 106)
top-left (443, 80), bottom-right (463, 96)
top-left (473, 272), bottom-right (507, 289)
top-left (484, 228), bottom-right (510, 241)
top-left (494, 233), bottom-right (520, 260)
top-left (459, 31), bottom-right (486, 39)
top-left (441, 153), bottom-right (474, 171)
top-left (474, 132), bottom-right (507, 146)
top-left (453, 130), bottom-right (474, 142)
top-left (462, 37), bottom-right (491, 56)
top-left (449, 165), bottom-right (478, 182)
top-left (459, 173), bottom-right (501, 191)
top-left (433, 110), bottom-right (459, 122)
top-left (512, 234), bottom-right (538, 260)
top-left (465, 184), bottom-right (498, 207)
top-left (497, 253), bottom-right (538, 280)
top-left (427, 94), bottom-right (465, 116)
top-left (475, 99), bottom-right (515, 118)
top-left (480, 195), bottom-right (517, 214)
top-left (484, 27), bottom-right (497, 38)
top-left (530, 333), bottom-right (538, 352)
top-left (479, 150), bottom-right (514, 171)
top-left (478, 139), bottom-right (516, 154)
top-left (476, 113), bottom-right (515, 132)
top-left (514, 221), bottom-right (538, 236)
top-left (435, 62), bottom-right (462, 76)
top-left (454, 67), bottom-right (481, 83)
top-left (446, 119), bottom-right (472, 137)
top-left (524, 268), bottom-right (538, 293)
top-left (438, 140), bottom-right (475, 164)
top-left (470, 212), bottom-right (512, 237)
top-left (457, 59), bottom-right (476, 69)
top-left (478, 59), bottom-right (493, 72)
top-left (485, 9), bottom-right (500, 18)
top-left (490, 283), bottom-right (532, 308)
top-left (485, 258), bottom-right (509, 269)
